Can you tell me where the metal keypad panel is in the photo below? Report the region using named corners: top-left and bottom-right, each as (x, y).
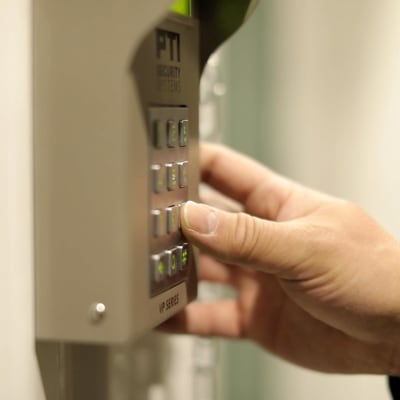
top-left (149, 107), bottom-right (193, 297)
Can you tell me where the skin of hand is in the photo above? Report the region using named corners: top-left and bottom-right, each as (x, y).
top-left (162, 143), bottom-right (400, 375)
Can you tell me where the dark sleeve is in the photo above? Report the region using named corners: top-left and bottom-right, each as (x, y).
top-left (389, 376), bottom-right (400, 399)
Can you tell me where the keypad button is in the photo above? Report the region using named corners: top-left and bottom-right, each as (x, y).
top-left (166, 205), bottom-right (180, 233)
top-left (177, 161), bottom-right (188, 188)
top-left (177, 243), bottom-right (189, 269)
top-left (179, 119), bottom-right (189, 146)
top-left (149, 108), bottom-right (191, 294)
top-left (152, 164), bottom-right (165, 193)
top-left (151, 253), bottom-right (167, 283)
top-left (151, 209), bottom-right (166, 237)
top-left (165, 248), bottom-right (178, 276)
top-left (166, 163), bottom-right (178, 191)
top-left (153, 120), bottom-right (165, 148)
top-left (167, 120), bottom-right (178, 147)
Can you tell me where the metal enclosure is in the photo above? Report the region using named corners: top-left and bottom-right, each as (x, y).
top-left (32, 0), bottom-right (258, 399)
top-left (33, 0), bottom-right (199, 345)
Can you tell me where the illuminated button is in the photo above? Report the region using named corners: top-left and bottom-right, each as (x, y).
top-left (152, 164), bottom-right (165, 193)
top-left (177, 161), bottom-right (188, 188)
top-left (177, 243), bottom-right (189, 269)
top-left (165, 248), bottom-right (178, 276)
top-left (151, 253), bottom-right (167, 283)
top-left (179, 119), bottom-right (189, 146)
top-left (153, 120), bottom-right (165, 148)
top-left (151, 209), bottom-right (166, 237)
top-left (166, 205), bottom-right (180, 233)
top-left (166, 163), bottom-right (178, 191)
top-left (167, 120), bottom-right (178, 147)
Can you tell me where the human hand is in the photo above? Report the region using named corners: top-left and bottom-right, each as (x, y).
top-left (162, 143), bottom-right (400, 375)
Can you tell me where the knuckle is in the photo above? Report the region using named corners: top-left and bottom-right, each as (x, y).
top-left (228, 213), bottom-right (262, 264)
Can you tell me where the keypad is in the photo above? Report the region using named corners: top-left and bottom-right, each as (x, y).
top-left (167, 120), bottom-right (179, 147)
top-left (166, 205), bottom-right (180, 234)
top-left (149, 107), bottom-right (193, 297)
top-left (151, 253), bottom-right (167, 283)
top-left (151, 162), bottom-right (188, 193)
top-left (177, 161), bottom-right (188, 188)
top-left (151, 209), bottom-right (166, 237)
top-left (179, 120), bottom-right (189, 146)
top-left (166, 163), bottom-right (178, 191)
top-left (151, 164), bottom-right (166, 193)
top-left (153, 120), bottom-right (166, 149)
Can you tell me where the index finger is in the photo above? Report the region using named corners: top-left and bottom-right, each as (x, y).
top-left (200, 143), bottom-right (293, 220)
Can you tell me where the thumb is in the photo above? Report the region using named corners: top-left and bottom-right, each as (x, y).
top-left (181, 201), bottom-right (312, 277)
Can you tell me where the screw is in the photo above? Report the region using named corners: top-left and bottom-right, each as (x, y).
top-left (89, 302), bottom-right (106, 323)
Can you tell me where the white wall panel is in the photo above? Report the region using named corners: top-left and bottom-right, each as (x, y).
top-left (0, 1), bottom-right (45, 399)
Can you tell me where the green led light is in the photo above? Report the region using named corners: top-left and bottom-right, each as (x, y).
top-left (171, 254), bottom-right (177, 270)
top-left (158, 261), bottom-right (165, 275)
top-left (182, 248), bottom-right (188, 266)
top-left (170, 0), bottom-right (191, 16)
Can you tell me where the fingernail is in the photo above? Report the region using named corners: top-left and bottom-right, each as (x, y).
top-left (182, 201), bottom-right (218, 235)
